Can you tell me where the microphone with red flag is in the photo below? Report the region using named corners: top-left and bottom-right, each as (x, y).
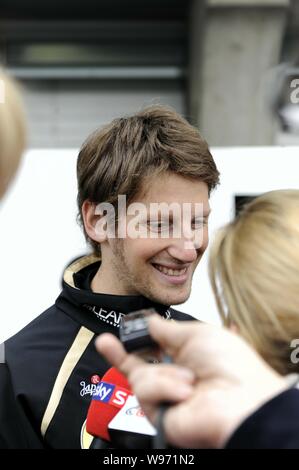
top-left (86, 367), bottom-right (132, 447)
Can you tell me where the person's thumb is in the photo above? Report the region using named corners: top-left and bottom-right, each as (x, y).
top-left (148, 315), bottom-right (198, 357)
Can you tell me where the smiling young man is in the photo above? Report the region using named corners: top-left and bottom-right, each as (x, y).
top-left (2, 105), bottom-right (219, 448)
top-left (84, 172), bottom-right (211, 307)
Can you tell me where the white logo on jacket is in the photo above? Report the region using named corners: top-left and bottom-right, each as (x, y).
top-left (83, 304), bottom-right (125, 327)
top-left (80, 381), bottom-right (97, 397)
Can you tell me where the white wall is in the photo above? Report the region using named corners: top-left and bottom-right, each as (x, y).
top-left (0, 149), bottom-right (86, 342)
top-left (1, 146), bottom-right (299, 342)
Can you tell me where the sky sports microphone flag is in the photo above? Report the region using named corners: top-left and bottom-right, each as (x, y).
top-left (108, 394), bottom-right (157, 449)
top-left (86, 367), bottom-right (132, 442)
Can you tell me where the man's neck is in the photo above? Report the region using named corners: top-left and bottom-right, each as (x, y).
top-left (90, 265), bottom-right (135, 296)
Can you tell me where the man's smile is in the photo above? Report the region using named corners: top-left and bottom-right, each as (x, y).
top-left (151, 262), bottom-right (190, 285)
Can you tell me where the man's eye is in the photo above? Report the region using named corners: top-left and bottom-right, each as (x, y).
top-left (192, 219), bottom-right (208, 229)
top-left (148, 221), bottom-right (169, 232)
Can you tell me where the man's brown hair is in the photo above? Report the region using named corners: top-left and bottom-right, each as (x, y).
top-left (77, 105), bottom-right (220, 253)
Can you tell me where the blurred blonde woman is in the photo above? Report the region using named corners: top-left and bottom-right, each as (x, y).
top-left (0, 68), bottom-right (33, 450)
top-left (0, 68), bottom-right (26, 199)
top-left (209, 189), bottom-right (299, 376)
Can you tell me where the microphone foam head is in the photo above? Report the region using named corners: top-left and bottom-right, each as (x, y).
top-left (86, 367), bottom-right (132, 441)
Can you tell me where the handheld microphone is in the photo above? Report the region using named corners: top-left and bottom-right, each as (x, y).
top-left (119, 309), bottom-right (170, 448)
top-left (86, 367), bottom-right (132, 447)
top-left (108, 394), bottom-right (157, 449)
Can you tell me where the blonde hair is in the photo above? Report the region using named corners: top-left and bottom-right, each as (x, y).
top-left (209, 189), bottom-right (299, 375)
top-left (0, 69), bottom-right (26, 199)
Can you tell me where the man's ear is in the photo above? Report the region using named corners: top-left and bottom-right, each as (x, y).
top-left (81, 200), bottom-right (108, 243)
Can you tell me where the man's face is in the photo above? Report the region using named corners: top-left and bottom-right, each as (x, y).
top-left (106, 172), bottom-right (210, 306)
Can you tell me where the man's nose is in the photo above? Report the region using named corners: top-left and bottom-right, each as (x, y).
top-left (167, 237), bottom-right (199, 263)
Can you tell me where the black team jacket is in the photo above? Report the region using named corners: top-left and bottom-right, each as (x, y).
top-left (0, 255), bottom-right (195, 449)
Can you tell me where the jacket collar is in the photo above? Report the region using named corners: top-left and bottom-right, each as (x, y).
top-left (56, 255), bottom-right (172, 335)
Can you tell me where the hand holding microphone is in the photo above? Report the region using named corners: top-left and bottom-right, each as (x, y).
top-left (96, 315), bottom-right (287, 448)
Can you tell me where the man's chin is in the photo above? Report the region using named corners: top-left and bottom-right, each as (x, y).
top-left (166, 295), bottom-right (189, 306)
top-left (151, 290), bottom-right (190, 307)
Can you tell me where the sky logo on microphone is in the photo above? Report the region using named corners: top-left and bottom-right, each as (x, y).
top-left (92, 381), bottom-right (131, 408)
